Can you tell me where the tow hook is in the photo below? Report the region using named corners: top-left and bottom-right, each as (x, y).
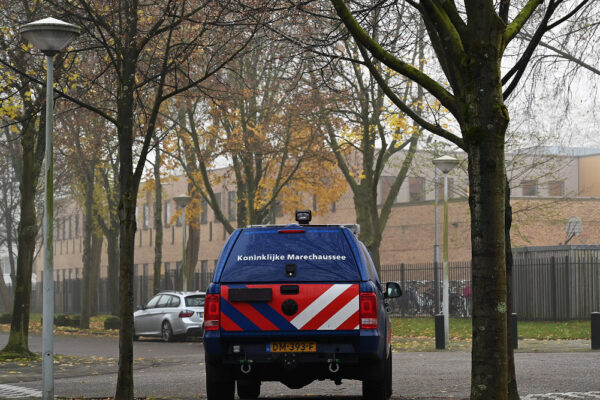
top-left (327, 353), bottom-right (340, 373)
top-left (240, 354), bottom-right (253, 374)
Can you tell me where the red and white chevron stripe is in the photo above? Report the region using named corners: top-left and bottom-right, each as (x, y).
top-left (290, 284), bottom-right (359, 330)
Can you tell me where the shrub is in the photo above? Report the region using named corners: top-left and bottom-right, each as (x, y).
top-left (104, 316), bottom-right (120, 330)
top-left (0, 313), bottom-right (12, 324)
top-left (55, 314), bottom-right (80, 327)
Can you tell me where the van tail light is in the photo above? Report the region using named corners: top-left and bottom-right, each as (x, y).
top-left (360, 292), bottom-right (378, 329)
top-left (178, 310), bottom-right (194, 318)
top-left (204, 294), bottom-right (220, 331)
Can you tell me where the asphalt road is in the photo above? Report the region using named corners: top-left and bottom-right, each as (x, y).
top-left (1, 333), bottom-right (599, 399)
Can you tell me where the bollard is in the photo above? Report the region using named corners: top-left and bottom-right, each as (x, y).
top-left (435, 314), bottom-right (445, 350)
top-left (512, 313), bottom-right (518, 350)
top-left (592, 312), bottom-right (600, 350)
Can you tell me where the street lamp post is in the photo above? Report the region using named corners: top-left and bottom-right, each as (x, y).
top-left (20, 17), bottom-right (80, 400)
top-left (433, 155), bottom-right (459, 349)
top-left (174, 194), bottom-right (192, 291)
top-left (433, 166), bottom-right (440, 315)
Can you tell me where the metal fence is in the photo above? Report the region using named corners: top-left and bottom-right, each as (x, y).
top-left (512, 246), bottom-right (600, 320)
top-left (380, 262), bottom-right (472, 318)
top-left (23, 271), bottom-right (216, 315)
top-left (3, 246), bottom-right (600, 320)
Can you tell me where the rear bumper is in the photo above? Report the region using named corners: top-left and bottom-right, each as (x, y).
top-left (204, 329), bottom-right (385, 382)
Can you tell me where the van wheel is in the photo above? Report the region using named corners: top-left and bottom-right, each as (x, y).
top-left (362, 354), bottom-right (389, 400)
top-left (206, 362), bottom-right (234, 400)
top-left (237, 380), bottom-right (260, 399)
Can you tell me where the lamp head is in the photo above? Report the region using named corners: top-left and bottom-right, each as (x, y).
top-left (173, 194), bottom-right (192, 208)
top-left (21, 17), bottom-right (80, 56)
top-left (433, 155), bottom-right (459, 174)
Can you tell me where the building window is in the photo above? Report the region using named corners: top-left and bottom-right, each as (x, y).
top-left (312, 194), bottom-right (318, 211)
top-left (68, 216), bottom-right (72, 239)
top-left (274, 200), bottom-right (283, 218)
top-left (201, 198), bottom-right (207, 224)
top-left (75, 214), bottom-right (80, 238)
top-left (549, 180), bottom-right (564, 197)
top-left (209, 222), bottom-right (213, 241)
top-left (436, 177), bottom-right (455, 200)
top-left (331, 202), bottom-right (336, 212)
top-left (379, 176), bottom-right (396, 205)
top-left (143, 204), bottom-right (149, 229)
top-left (521, 180), bottom-right (538, 196)
top-left (409, 177), bottom-right (425, 202)
top-left (214, 193), bottom-right (221, 221)
top-left (62, 217), bottom-right (66, 240)
top-left (164, 201), bottom-right (172, 226)
top-left (228, 191), bottom-right (236, 221)
top-left (176, 204), bottom-right (183, 227)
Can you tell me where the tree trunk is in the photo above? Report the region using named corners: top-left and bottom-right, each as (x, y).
top-left (1, 123), bottom-right (39, 357)
top-left (115, 40), bottom-right (138, 399)
top-left (107, 226), bottom-right (120, 316)
top-left (0, 188), bottom-right (15, 311)
top-left (0, 270), bottom-right (11, 313)
top-left (89, 231), bottom-right (103, 316)
top-left (466, 122), bottom-right (508, 400)
top-left (186, 223), bottom-right (200, 290)
top-left (80, 172), bottom-right (95, 329)
top-left (505, 182), bottom-right (519, 400)
top-left (153, 144), bottom-right (163, 295)
top-left (115, 191), bottom-right (136, 399)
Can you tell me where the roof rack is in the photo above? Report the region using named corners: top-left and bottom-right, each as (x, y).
top-left (246, 224), bottom-right (360, 235)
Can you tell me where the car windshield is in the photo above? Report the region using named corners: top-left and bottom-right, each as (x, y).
top-left (185, 295), bottom-right (205, 307)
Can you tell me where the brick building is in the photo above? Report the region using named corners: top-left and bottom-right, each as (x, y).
top-left (39, 147), bottom-right (600, 285)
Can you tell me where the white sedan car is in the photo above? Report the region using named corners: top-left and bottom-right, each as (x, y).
top-left (134, 290), bottom-right (205, 342)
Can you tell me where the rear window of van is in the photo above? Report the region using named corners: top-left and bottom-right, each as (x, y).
top-left (219, 227), bottom-right (360, 283)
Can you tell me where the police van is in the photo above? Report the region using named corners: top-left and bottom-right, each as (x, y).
top-left (203, 211), bottom-right (402, 400)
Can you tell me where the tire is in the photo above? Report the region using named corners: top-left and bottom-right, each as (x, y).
top-left (385, 349), bottom-right (392, 398)
top-left (362, 354), bottom-right (389, 400)
top-left (161, 321), bottom-right (174, 342)
top-left (133, 330), bottom-right (140, 341)
top-left (206, 362), bottom-right (234, 400)
top-left (237, 380), bottom-right (260, 399)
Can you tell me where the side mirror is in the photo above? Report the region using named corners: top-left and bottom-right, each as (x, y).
top-left (137, 304), bottom-right (146, 311)
top-left (384, 282), bottom-right (402, 298)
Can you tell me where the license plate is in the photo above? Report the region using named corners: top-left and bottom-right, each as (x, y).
top-left (268, 342), bottom-right (317, 352)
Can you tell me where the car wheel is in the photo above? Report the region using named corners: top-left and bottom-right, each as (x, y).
top-left (362, 354), bottom-right (388, 400)
top-left (133, 328), bottom-right (140, 341)
top-left (161, 321), bottom-right (174, 342)
top-left (206, 362), bottom-right (234, 400)
top-left (237, 380), bottom-right (260, 399)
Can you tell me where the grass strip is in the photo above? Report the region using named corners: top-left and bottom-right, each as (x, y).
top-left (391, 317), bottom-right (591, 340)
